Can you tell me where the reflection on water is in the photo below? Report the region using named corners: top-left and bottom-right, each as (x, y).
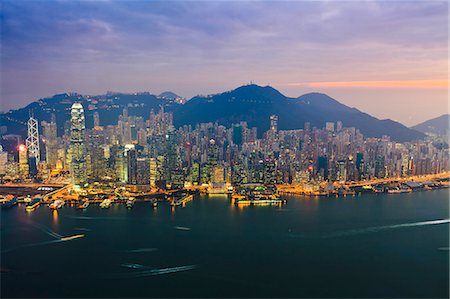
top-left (52, 210), bottom-right (58, 225)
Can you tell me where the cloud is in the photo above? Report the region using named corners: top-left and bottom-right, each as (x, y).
top-left (0, 0), bottom-right (448, 124)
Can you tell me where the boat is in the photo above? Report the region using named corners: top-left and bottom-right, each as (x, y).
top-left (25, 198), bottom-right (41, 212)
top-left (100, 198), bottom-right (112, 209)
top-left (150, 198), bottom-right (158, 207)
top-left (21, 195), bottom-right (32, 203)
top-left (1, 197), bottom-right (17, 209)
top-left (49, 199), bottom-right (65, 209)
top-left (126, 197), bottom-right (135, 209)
top-left (77, 200), bottom-right (89, 209)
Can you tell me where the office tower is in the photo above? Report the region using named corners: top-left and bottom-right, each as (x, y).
top-left (270, 115), bottom-right (278, 132)
top-left (149, 158), bottom-right (157, 188)
top-left (304, 122), bottom-right (311, 132)
top-left (325, 122), bottom-right (335, 132)
top-left (356, 152), bottom-right (365, 179)
top-left (70, 102), bottom-right (87, 187)
top-left (317, 156), bottom-right (328, 180)
top-left (165, 126), bottom-right (178, 182)
top-left (336, 121), bottom-right (343, 132)
top-left (375, 155), bottom-right (386, 178)
top-left (0, 146), bottom-right (7, 176)
top-left (41, 120), bottom-right (58, 169)
top-left (93, 111), bottom-right (100, 127)
top-left (137, 128), bottom-right (147, 146)
top-left (207, 139), bottom-right (219, 166)
top-left (136, 157), bottom-right (150, 185)
top-left (18, 144), bottom-right (29, 177)
top-left (337, 160), bottom-right (347, 182)
top-left (26, 114), bottom-right (40, 170)
top-left (232, 125), bottom-right (243, 146)
top-left (263, 158), bottom-right (276, 185)
top-left (127, 148), bottom-right (138, 185)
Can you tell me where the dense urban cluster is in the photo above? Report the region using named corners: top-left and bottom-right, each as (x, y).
top-left (0, 102), bottom-right (448, 193)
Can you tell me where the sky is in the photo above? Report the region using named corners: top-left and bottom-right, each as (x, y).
top-left (1, 0), bottom-right (448, 126)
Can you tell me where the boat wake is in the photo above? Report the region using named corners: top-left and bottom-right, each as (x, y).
top-left (323, 219), bottom-right (450, 238)
top-left (174, 226), bottom-right (191, 231)
top-left (125, 248), bottom-right (158, 253)
top-left (32, 223), bottom-right (62, 239)
top-left (116, 264), bottom-right (198, 278)
top-left (287, 219), bottom-right (450, 239)
top-left (121, 263), bottom-right (151, 269)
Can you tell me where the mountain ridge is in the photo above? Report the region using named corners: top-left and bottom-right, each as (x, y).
top-left (411, 114), bottom-right (449, 136)
top-left (0, 84), bottom-right (424, 142)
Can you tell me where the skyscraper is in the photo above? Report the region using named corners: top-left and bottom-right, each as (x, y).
top-left (70, 102), bottom-right (87, 187)
top-left (270, 115), bottom-right (278, 132)
top-left (18, 144), bottom-right (29, 177)
top-left (93, 111), bottom-right (100, 127)
top-left (26, 113), bottom-right (40, 170)
top-left (41, 120), bottom-right (58, 169)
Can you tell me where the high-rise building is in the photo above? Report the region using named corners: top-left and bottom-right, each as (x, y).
top-left (41, 120), bottom-right (58, 169)
top-left (127, 148), bottom-right (138, 185)
top-left (270, 115), bottom-right (278, 132)
top-left (0, 146), bottom-right (7, 176)
top-left (93, 111), bottom-right (100, 127)
top-left (149, 157), bottom-right (157, 188)
top-left (70, 102), bottom-right (87, 187)
top-left (325, 122), bottom-right (335, 132)
top-left (18, 144), bottom-right (29, 177)
top-left (26, 114), bottom-right (40, 170)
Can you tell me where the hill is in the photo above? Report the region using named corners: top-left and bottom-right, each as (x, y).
top-left (0, 85), bottom-right (424, 142)
top-left (411, 114), bottom-right (449, 136)
top-left (172, 85), bottom-right (424, 142)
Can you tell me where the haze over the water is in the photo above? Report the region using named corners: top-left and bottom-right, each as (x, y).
top-left (1, 1), bottom-right (448, 126)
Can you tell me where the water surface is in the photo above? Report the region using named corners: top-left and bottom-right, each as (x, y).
top-left (2, 190), bottom-right (449, 298)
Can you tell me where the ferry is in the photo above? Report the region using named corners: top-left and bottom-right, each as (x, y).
top-left (126, 197), bottom-right (135, 209)
top-left (100, 198), bottom-right (112, 209)
top-left (77, 200), bottom-right (90, 210)
top-left (1, 197), bottom-right (17, 209)
top-left (49, 199), bottom-right (65, 209)
top-left (20, 195), bottom-right (33, 203)
top-left (25, 198), bottom-right (41, 212)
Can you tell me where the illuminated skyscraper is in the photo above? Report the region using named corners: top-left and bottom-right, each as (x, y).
top-left (26, 114), bottom-right (40, 168)
top-left (18, 144), bottom-right (29, 177)
top-left (70, 102), bottom-right (87, 187)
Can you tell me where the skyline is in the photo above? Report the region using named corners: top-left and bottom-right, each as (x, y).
top-left (1, 0), bottom-right (449, 126)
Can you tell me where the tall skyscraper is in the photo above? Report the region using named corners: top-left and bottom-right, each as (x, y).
top-left (26, 113), bottom-right (40, 169)
top-left (70, 102), bottom-right (87, 187)
top-left (270, 115), bottom-right (278, 132)
top-left (127, 148), bottom-right (138, 185)
top-left (42, 120), bottom-right (58, 169)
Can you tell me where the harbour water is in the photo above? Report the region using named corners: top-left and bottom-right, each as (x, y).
top-left (1, 189), bottom-right (449, 298)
